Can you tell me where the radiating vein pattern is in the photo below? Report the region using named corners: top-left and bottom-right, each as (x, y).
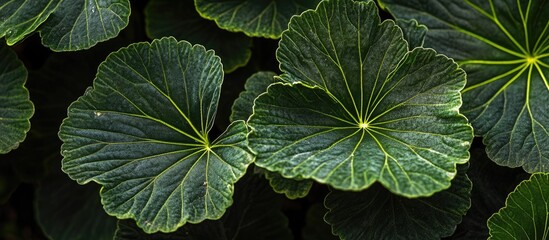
top-left (249, 0), bottom-right (472, 197)
top-left (0, 44), bottom-right (33, 154)
top-left (39, 0), bottom-right (130, 51)
top-left (194, 0), bottom-right (321, 38)
top-left (380, 0), bottom-right (549, 172)
top-left (59, 38), bottom-right (253, 233)
top-left (488, 173), bottom-right (549, 240)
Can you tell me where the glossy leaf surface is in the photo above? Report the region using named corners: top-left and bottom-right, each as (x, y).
top-left (59, 37), bottom-right (254, 233)
top-left (145, 0), bottom-right (251, 72)
top-left (39, 0), bottom-right (130, 51)
top-left (0, 44), bottom-right (33, 154)
top-left (0, 0), bottom-right (61, 45)
top-left (379, 0), bottom-right (549, 172)
top-left (249, 0), bottom-right (473, 197)
top-left (194, 0), bottom-right (321, 38)
top-left (488, 173), bottom-right (549, 240)
top-left (325, 164), bottom-right (471, 240)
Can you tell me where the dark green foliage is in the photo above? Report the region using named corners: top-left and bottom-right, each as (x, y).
top-left (1, 0), bottom-right (547, 239)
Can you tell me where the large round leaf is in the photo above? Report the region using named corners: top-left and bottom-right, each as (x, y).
top-left (379, 0), bottom-right (549, 172)
top-left (0, 0), bottom-right (61, 45)
top-left (145, 0), bottom-right (252, 73)
top-left (39, 0), bottom-right (130, 51)
top-left (248, 0), bottom-right (472, 197)
top-left (0, 44), bottom-right (33, 154)
top-left (59, 37), bottom-right (254, 233)
top-left (194, 0), bottom-right (321, 39)
top-left (488, 173), bottom-right (549, 239)
top-left (325, 164), bottom-right (471, 240)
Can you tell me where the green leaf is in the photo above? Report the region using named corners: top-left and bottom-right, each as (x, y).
top-left (395, 19), bottom-right (427, 49)
top-left (379, 0), bottom-right (549, 172)
top-left (114, 175), bottom-right (292, 240)
top-left (488, 173), bottom-right (549, 239)
top-left (35, 173), bottom-right (117, 240)
top-left (231, 71), bottom-right (313, 199)
top-left (0, 44), bottom-right (34, 154)
top-left (59, 37), bottom-right (254, 233)
top-left (249, 0), bottom-right (473, 197)
top-left (230, 71), bottom-right (278, 122)
top-left (0, 0), bottom-right (61, 45)
top-left (325, 163), bottom-right (471, 240)
top-left (145, 0), bottom-right (252, 73)
top-left (39, 0), bottom-right (130, 51)
top-left (194, 0), bottom-right (322, 39)
top-left (264, 171), bottom-right (313, 199)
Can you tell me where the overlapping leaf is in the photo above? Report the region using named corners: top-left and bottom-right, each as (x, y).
top-left (194, 0), bottom-right (321, 39)
top-left (488, 173), bottom-right (549, 239)
top-left (230, 71), bottom-right (278, 122)
top-left (39, 0), bottom-right (130, 51)
top-left (231, 72), bottom-right (313, 199)
top-left (264, 171), bottom-right (313, 199)
top-left (0, 44), bottom-right (33, 154)
top-left (379, 0), bottom-right (549, 172)
top-left (114, 175), bottom-right (292, 240)
top-left (59, 37), bottom-right (254, 233)
top-left (145, 0), bottom-right (251, 72)
top-left (0, 0), bottom-right (61, 45)
top-left (324, 164), bottom-right (471, 240)
top-left (248, 0), bottom-right (472, 197)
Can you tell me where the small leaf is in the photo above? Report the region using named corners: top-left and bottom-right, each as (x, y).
top-left (380, 0), bottom-right (549, 172)
top-left (395, 19), bottom-right (427, 49)
top-left (230, 71), bottom-right (278, 122)
top-left (249, 0), bottom-right (473, 197)
top-left (488, 173), bottom-right (549, 240)
top-left (265, 171), bottom-right (313, 199)
top-left (231, 71), bottom-right (313, 199)
top-left (0, 0), bottom-right (61, 45)
top-left (114, 175), bottom-right (292, 240)
top-left (59, 37), bottom-right (254, 233)
top-left (0, 44), bottom-right (34, 154)
top-left (35, 173), bottom-right (117, 240)
top-left (194, 0), bottom-right (321, 39)
top-left (325, 164), bottom-right (471, 240)
top-left (39, 0), bottom-right (130, 51)
top-left (145, 0), bottom-right (252, 73)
